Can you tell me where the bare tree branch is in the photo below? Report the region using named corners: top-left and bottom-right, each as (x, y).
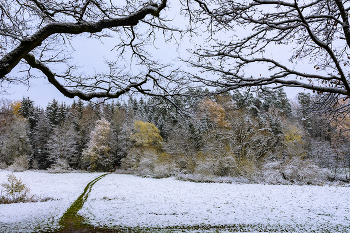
top-left (0, 0), bottom-right (167, 79)
top-left (23, 53), bottom-right (148, 100)
top-left (186, 0), bottom-right (350, 98)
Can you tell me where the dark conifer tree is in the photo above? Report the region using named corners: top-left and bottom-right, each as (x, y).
top-left (46, 99), bottom-right (60, 127)
top-left (32, 111), bottom-right (52, 169)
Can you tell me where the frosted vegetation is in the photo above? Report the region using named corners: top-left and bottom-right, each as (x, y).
top-left (0, 88), bottom-right (349, 185)
top-left (0, 171), bottom-right (349, 232)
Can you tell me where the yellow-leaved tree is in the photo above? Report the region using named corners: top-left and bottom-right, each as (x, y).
top-left (130, 120), bottom-right (163, 147)
top-left (199, 98), bottom-right (229, 128)
top-left (122, 121), bottom-right (174, 177)
top-left (10, 101), bottom-right (21, 117)
top-left (283, 123), bottom-right (306, 158)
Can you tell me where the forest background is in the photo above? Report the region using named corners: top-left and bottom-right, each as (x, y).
top-left (1, 88), bottom-right (349, 185)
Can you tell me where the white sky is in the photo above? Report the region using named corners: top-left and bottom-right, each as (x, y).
top-left (1, 0), bottom-right (308, 107)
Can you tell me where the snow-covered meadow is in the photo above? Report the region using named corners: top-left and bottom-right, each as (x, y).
top-left (0, 171), bottom-right (101, 232)
top-left (1, 170), bottom-right (350, 232)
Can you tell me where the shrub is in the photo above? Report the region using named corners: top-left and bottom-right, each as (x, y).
top-left (121, 147), bottom-right (175, 177)
top-left (0, 162), bottom-right (7, 169)
top-left (0, 174), bottom-right (31, 203)
top-left (7, 155), bottom-right (29, 172)
top-left (193, 152), bottom-right (256, 179)
top-left (262, 157), bottom-right (331, 185)
top-left (261, 161), bottom-right (288, 184)
top-left (282, 157), bottom-right (331, 184)
top-left (47, 158), bottom-right (72, 173)
top-left (0, 173), bottom-right (55, 204)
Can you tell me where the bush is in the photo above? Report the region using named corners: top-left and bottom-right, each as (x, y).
top-left (7, 155), bottom-right (29, 172)
top-left (193, 151), bottom-right (257, 179)
top-left (0, 173), bottom-right (54, 204)
top-left (282, 157), bottom-right (331, 184)
top-left (47, 158), bottom-right (72, 173)
top-left (0, 162), bottom-right (7, 169)
top-left (261, 161), bottom-right (289, 185)
top-left (121, 147), bottom-right (175, 177)
top-left (262, 157), bottom-right (331, 185)
top-left (0, 174), bottom-right (31, 203)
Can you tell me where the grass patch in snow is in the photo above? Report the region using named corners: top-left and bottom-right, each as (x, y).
top-left (1, 171), bottom-right (350, 232)
top-left (58, 173), bottom-right (109, 231)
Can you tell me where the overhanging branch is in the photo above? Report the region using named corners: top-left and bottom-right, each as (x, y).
top-left (0, 0), bottom-right (167, 79)
top-left (23, 53), bottom-right (148, 100)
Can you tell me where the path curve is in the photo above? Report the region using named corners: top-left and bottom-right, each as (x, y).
top-left (58, 173), bottom-right (109, 232)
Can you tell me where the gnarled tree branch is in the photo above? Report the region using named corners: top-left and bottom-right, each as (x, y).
top-left (0, 0), bottom-right (167, 79)
top-left (23, 53), bottom-right (148, 100)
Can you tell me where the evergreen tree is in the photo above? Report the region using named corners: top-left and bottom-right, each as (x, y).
top-left (232, 90), bottom-right (255, 109)
top-left (111, 106), bottom-right (128, 166)
top-left (0, 99), bottom-right (15, 154)
top-left (46, 99), bottom-right (68, 127)
top-left (19, 97), bottom-right (39, 131)
top-left (297, 93), bottom-right (320, 136)
top-left (257, 88), bottom-right (292, 117)
top-left (47, 122), bottom-right (78, 168)
top-left (32, 111), bottom-right (51, 169)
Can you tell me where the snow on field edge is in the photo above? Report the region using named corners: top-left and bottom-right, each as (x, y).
top-left (79, 174), bottom-right (350, 231)
top-left (0, 170), bottom-right (349, 232)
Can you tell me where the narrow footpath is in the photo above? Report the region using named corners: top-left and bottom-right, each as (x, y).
top-left (57, 173), bottom-right (111, 232)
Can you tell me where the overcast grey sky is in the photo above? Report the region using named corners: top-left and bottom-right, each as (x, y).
top-left (1, 0), bottom-right (307, 107)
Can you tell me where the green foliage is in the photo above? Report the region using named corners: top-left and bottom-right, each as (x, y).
top-left (297, 93), bottom-right (312, 130)
top-left (19, 97), bottom-right (40, 131)
top-left (0, 92), bottom-right (346, 183)
top-left (232, 88), bottom-right (292, 118)
top-left (45, 99), bottom-right (68, 127)
top-left (47, 121), bottom-right (78, 166)
top-left (32, 112), bottom-right (52, 169)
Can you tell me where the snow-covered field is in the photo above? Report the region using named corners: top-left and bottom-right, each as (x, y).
top-left (1, 170), bottom-right (350, 232)
top-left (0, 170), bottom-right (101, 232)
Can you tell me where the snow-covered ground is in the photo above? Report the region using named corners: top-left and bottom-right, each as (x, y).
top-left (0, 170), bottom-right (102, 232)
top-left (1, 170), bottom-right (350, 232)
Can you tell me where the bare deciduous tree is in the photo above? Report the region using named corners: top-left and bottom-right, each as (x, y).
top-left (0, 0), bottom-right (188, 100)
top-left (186, 0), bottom-right (350, 98)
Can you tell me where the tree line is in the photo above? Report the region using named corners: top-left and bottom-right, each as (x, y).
top-left (1, 88), bottom-right (349, 184)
